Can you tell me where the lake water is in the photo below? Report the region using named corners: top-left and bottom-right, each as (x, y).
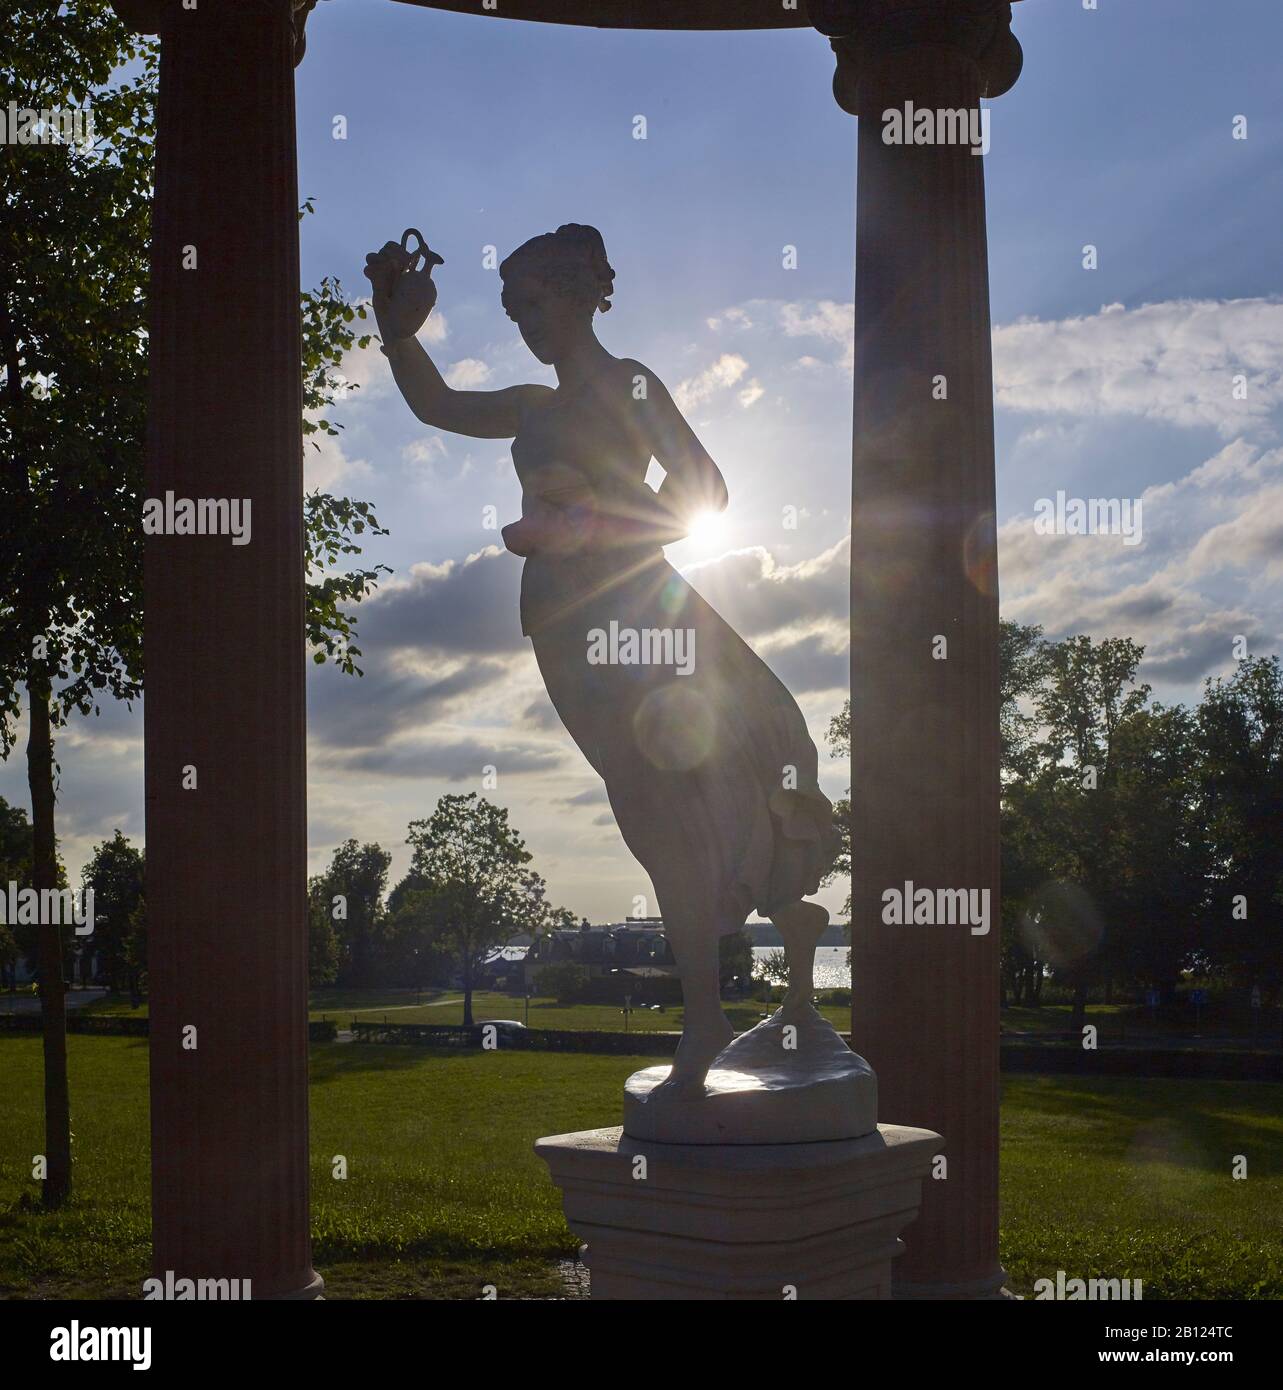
top-left (496, 943), bottom-right (852, 991)
top-left (752, 945), bottom-right (850, 990)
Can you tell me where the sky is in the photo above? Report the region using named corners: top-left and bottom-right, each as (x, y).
top-left (5, 0), bottom-right (1283, 923)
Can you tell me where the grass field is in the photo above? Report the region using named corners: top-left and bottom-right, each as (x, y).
top-left (48, 988), bottom-right (1264, 1044)
top-left (1, 1036), bottom-right (1281, 1299)
top-left (70, 987), bottom-right (854, 1036)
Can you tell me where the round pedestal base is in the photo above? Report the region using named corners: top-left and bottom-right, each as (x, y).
top-left (623, 1004), bottom-right (878, 1144)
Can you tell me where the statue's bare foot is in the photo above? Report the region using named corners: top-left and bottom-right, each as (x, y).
top-left (655, 1015), bottom-right (734, 1100)
top-left (771, 900), bottom-right (830, 1014)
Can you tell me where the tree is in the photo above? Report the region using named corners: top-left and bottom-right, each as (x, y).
top-left (305, 890), bottom-right (341, 989)
top-left (822, 702), bottom-right (852, 921)
top-left (80, 830), bottom-right (144, 995)
top-left (999, 620), bottom-right (1047, 781)
top-left (997, 620), bottom-right (1050, 1007)
top-left (1108, 703), bottom-right (1207, 997)
top-left (0, 6), bottom-right (388, 1206)
top-left (719, 928), bottom-right (754, 992)
top-left (398, 794), bottom-right (554, 1026)
top-left (1196, 655), bottom-right (1283, 999)
top-left (533, 960), bottom-right (590, 1004)
top-left (0, 795), bottom-right (33, 993)
top-left (308, 840), bottom-right (392, 988)
top-left (1027, 635), bottom-right (1150, 1030)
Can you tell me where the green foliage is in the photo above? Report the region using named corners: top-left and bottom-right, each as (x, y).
top-left (839, 626), bottom-right (1280, 1009)
top-left (79, 830), bottom-right (144, 995)
top-left (1, 14), bottom-right (390, 756)
top-left (394, 794), bottom-right (562, 1024)
top-left (822, 701), bottom-right (851, 919)
top-left (0, 796), bottom-right (33, 969)
top-left (0, 4), bottom-right (156, 752)
top-left (756, 947), bottom-right (790, 987)
top-left (308, 840), bottom-right (392, 989)
top-left (533, 961), bottom-right (591, 1005)
top-left (1196, 655), bottom-right (1283, 994)
top-left (717, 927), bottom-right (753, 988)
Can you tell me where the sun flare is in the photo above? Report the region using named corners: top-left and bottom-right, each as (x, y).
top-left (685, 507), bottom-right (727, 551)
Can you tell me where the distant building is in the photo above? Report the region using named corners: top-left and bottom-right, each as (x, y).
top-left (524, 916), bottom-right (676, 984)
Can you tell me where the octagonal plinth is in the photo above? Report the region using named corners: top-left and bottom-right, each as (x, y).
top-left (536, 1123), bottom-right (941, 1300)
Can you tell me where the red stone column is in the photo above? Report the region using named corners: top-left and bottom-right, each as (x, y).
top-left (809, 0), bottom-right (1022, 1296)
top-left (112, 0), bottom-right (319, 1298)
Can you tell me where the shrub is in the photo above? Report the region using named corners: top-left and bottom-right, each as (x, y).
top-left (534, 962), bottom-right (592, 1004)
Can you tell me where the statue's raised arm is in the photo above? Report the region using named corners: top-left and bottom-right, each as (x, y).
top-left (365, 231), bottom-right (551, 439)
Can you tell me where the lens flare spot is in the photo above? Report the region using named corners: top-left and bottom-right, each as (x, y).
top-left (1019, 879), bottom-right (1103, 971)
top-left (633, 683), bottom-right (716, 772)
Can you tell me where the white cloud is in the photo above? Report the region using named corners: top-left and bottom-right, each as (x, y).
top-left (445, 357), bottom-right (493, 389)
top-left (706, 306), bottom-right (753, 332)
top-left (303, 429), bottom-right (372, 491)
top-left (993, 298), bottom-right (1283, 437)
top-left (1000, 437), bottom-right (1283, 688)
top-left (673, 353), bottom-right (749, 412)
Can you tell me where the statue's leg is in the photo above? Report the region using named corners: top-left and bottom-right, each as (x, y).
top-left (770, 900), bottom-right (829, 1013)
top-left (658, 908), bottom-right (733, 1096)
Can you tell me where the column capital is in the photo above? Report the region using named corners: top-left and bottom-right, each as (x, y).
top-left (806, 0), bottom-right (1023, 113)
top-left (108, 0), bottom-right (317, 66)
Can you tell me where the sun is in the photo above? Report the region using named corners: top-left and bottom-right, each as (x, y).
top-left (685, 507), bottom-right (727, 551)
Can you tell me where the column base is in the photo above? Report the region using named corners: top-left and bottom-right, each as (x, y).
top-left (535, 1122), bottom-right (940, 1300)
top-left (893, 1269), bottom-right (1016, 1300)
top-left (262, 1270), bottom-right (325, 1300)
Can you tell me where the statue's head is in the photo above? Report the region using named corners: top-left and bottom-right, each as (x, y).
top-left (500, 224), bottom-right (614, 365)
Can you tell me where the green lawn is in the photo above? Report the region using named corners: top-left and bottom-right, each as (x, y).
top-left (1, 1036), bottom-right (1281, 1299)
top-left (71, 987), bottom-right (852, 1035)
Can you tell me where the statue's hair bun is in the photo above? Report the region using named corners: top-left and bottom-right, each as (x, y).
top-left (554, 223), bottom-right (615, 312)
top-left (499, 223), bottom-right (615, 315)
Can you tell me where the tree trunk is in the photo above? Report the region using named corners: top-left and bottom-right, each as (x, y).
top-left (27, 675), bottom-right (71, 1207)
top-left (1070, 979), bottom-right (1089, 1036)
top-left (462, 960), bottom-right (474, 1028)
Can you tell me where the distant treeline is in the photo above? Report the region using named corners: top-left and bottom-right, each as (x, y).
top-left (828, 629), bottom-right (1283, 1027)
top-left (4, 631), bottom-right (1280, 1028)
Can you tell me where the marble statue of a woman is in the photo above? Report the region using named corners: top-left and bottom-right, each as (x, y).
top-left (365, 223), bottom-right (841, 1107)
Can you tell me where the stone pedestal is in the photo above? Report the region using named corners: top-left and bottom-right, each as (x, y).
top-left (624, 1005), bottom-right (878, 1145)
top-left (535, 1123), bottom-right (941, 1300)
